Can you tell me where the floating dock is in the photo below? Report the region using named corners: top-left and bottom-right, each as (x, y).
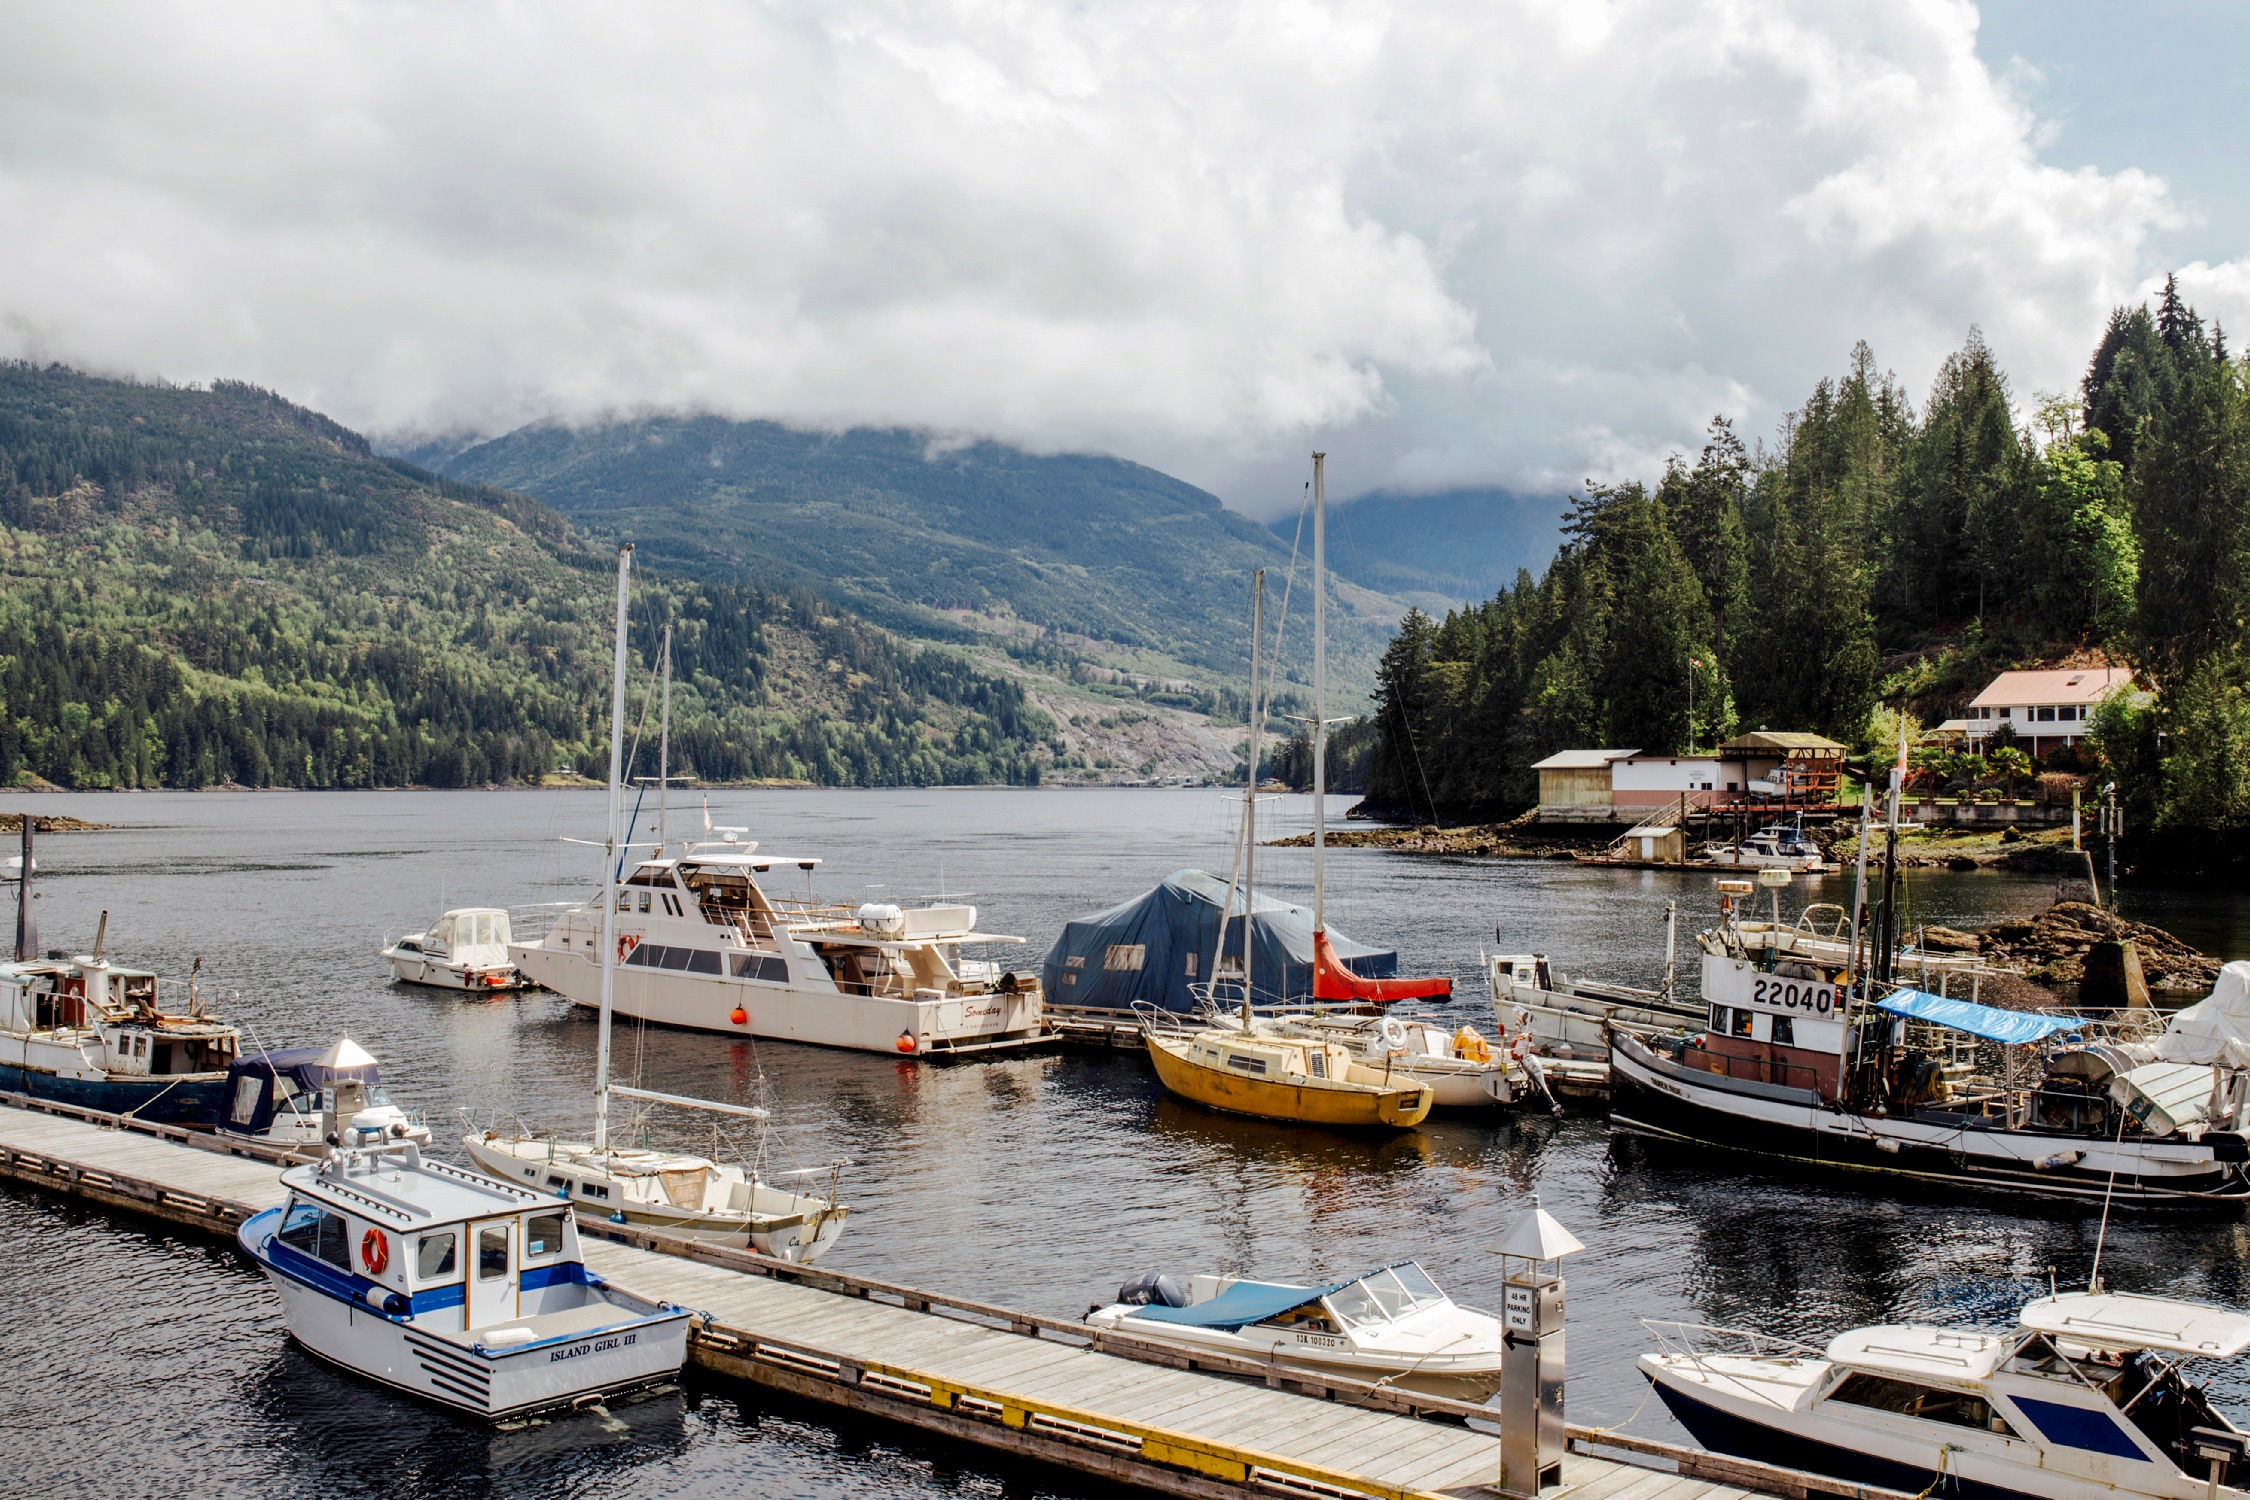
top-left (0, 1092), bottom-right (1912, 1500)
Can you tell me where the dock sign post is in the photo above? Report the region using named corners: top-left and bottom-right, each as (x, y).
top-left (1496, 1196), bottom-right (1584, 1498)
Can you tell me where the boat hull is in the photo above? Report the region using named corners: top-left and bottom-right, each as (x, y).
top-left (1645, 1373), bottom-right (2044, 1500)
top-left (385, 951), bottom-right (532, 993)
top-left (513, 943), bottom-right (1045, 1057)
top-left (0, 1063), bottom-right (227, 1126)
top-left (239, 1210), bottom-right (688, 1420)
top-left (1609, 1034), bottom-right (2250, 1207)
top-left (1144, 1035), bottom-right (1432, 1129)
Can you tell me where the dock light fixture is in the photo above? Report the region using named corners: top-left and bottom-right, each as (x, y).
top-left (1496, 1195), bottom-right (1584, 1498)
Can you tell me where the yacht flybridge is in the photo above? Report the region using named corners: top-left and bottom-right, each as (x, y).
top-left (1642, 1291), bottom-right (2250, 1500)
top-left (512, 836), bottom-right (1046, 1056)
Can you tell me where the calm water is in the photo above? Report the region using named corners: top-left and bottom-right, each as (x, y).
top-left (6, 787), bottom-right (2249, 1499)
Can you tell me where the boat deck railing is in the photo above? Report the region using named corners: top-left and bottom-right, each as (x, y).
top-left (1642, 1319), bottom-right (1829, 1369)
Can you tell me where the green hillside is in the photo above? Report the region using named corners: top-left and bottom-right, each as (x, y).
top-left (422, 417), bottom-right (1404, 697)
top-left (0, 364), bottom-right (1050, 789)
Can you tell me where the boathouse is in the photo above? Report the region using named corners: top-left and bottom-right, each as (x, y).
top-left (1534, 733), bottom-right (1846, 822)
top-left (1529, 748), bottom-right (1639, 820)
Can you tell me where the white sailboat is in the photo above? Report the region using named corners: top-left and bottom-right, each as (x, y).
top-left (460, 547), bottom-right (852, 1263)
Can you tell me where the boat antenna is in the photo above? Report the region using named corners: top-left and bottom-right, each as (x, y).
top-left (1242, 568), bottom-right (1265, 1027)
top-left (2088, 1106), bottom-right (2129, 1293)
top-left (656, 622), bottom-right (673, 856)
top-left (14, 815), bottom-right (34, 962)
top-left (1311, 451), bottom-right (1327, 941)
top-left (595, 542), bottom-right (634, 1155)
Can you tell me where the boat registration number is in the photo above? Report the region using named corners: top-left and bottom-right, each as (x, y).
top-left (1747, 978), bottom-right (1838, 1015)
top-left (1294, 1332), bottom-right (1343, 1349)
top-left (551, 1332), bottom-right (638, 1363)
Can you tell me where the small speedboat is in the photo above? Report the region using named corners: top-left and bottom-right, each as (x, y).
top-left (216, 1037), bottom-right (429, 1150)
top-left (1709, 822), bottom-right (1827, 871)
top-left (239, 1115), bottom-right (690, 1419)
top-left (1087, 1260), bottom-right (1502, 1401)
top-left (384, 908), bottom-right (532, 993)
top-left (1641, 1290), bottom-right (2250, 1499)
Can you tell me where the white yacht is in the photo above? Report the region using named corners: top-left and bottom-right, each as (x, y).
top-left (1641, 1291), bottom-right (2250, 1499)
top-left (1266, 1012), bottom-right (1548, 1112)
top-left (511, 834), bottom-right (1047, 1056)
top-left (238, 1117), bottom-right (689, 1419)
top-left (216, 1037), bottom-right (429, 1150)
top-left (384, 908), bottom-right (533, 993)
top-left (1087, 1261), bottom-right (1503, 1402)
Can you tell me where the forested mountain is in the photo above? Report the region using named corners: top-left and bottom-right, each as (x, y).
top-left (420, 416), bottom-right (1408, 697)
top-left (1365, 279), bottom-right (2248, 840)
top-left (1273, 486), bottom-right (1562, 605)
top-left (0, 365), bottom-right (1051, 789)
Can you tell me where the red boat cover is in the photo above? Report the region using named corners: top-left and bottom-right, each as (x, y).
top-left (1311, 929), bottom-right (1452, 1003)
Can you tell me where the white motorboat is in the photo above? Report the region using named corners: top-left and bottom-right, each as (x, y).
top-left (384, 908), bottom-right (534, 993)
top-left (463, 545), bottom-right (853, 1265)
top-left (238, 1117), bottom-right (690, 1419)
top-left (1707, 819), bottom-right (1829, 871)
top-left (1269, 1012), bottom-right (1549, 1113)
top-left (1641, 1291), bottom-right (2250, 1499)
top-left (1087, 1260), bottom-right (1503, 1402)
top-left (511, 844), bottom-right (1047, 1056)
top-left (216, 1037), bottom-right (429, 1150)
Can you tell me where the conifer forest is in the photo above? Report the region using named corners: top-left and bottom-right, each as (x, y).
top-left (1363, 282), bottom-right (2250, 849)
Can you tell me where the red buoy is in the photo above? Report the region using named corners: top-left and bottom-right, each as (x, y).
top-left (895, 1030), bottom-right (916, 1053)
top-left (729, 1007), bottom-right (748, 1026)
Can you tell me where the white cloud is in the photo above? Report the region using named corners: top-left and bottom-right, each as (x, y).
top-left (0, 0), bottom-right (2205, 511)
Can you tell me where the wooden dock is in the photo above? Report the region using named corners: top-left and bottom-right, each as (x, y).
top-left (0, 1092), bottom-right (1913, 1500)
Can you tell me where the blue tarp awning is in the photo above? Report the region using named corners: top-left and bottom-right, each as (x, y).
top-left (1876, 990), bottom-right (2081, 1045)
top-left (1125, 1276), bottom-right (1357, 1331)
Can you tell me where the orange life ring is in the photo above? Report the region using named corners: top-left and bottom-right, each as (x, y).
top-left (618, 935), bottom-right (637, 962)
top-left (361, 1226), bottom-right (389, 1275)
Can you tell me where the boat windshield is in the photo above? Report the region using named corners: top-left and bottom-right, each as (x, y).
top-left (1326, 1264), bottom-right (1446, 1326)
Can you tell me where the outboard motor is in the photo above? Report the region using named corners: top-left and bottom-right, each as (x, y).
top-left (1116, 1272), bottom-right (1189, 1308)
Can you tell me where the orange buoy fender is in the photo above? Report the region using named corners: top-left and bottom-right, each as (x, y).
top-left (896, 1030), bottom-right (916, 1053)
top-left (361, 1227), bottom-right (389, 1275)
top-left (729, 1006), bottom-right (748, 1026)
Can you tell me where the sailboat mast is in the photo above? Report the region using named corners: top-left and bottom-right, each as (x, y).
top-left (595, 543), bottom-right (634, 1154)
top-left (657, 623), bottom-right (673, 856)
top-left (1312, 451), bottom-right (1327, 936)
top-left (1243, 569), bottom-right (1264, 1026)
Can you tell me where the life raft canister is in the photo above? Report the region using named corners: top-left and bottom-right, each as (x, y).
top-left (361, 1226), bottom-right (389, 1275)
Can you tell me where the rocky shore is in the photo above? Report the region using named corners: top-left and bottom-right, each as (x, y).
top-left (1267, 816), bottom-right (1588, 859)
top-left (1926, 901), bottom-right (2222, 995)
top-left (0, 812), bottom-right (111, 833)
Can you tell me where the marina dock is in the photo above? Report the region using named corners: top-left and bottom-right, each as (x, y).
top-left (0, 1091), bottom-right (1912, 1500)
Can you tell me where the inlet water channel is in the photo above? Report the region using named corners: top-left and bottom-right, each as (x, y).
top-left (7, 787), bottom-right (2249, 1498)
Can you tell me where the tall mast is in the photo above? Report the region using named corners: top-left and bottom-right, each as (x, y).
top-left (1312, 451), bottom-right (1327, 936)
top-left (1243, 569), bottom-right (1265, 1026)
top-left (595, 543), bottom-right (633, 1154)
top-left (13, 817), bottom-right (34, 962)
top-left (656, 623), bottom-right (673, 856)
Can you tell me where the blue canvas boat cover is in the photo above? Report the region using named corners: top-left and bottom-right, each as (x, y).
top-left (1877, 990), bottom-right (2081, 1045)
top-left (1125, 1276), bottom-right (1358, 1330)
top-left (1043, 869), bottom-right (1398, 1013)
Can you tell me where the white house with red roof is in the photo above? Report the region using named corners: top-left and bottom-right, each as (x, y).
top-left (1945, 667), bottom-right (2135, 755)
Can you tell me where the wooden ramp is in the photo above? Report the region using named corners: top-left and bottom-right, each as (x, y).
top-left (0, 1094), bottom-right (1911, 1500)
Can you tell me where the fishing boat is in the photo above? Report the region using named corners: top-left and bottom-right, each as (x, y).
top-left (1609, 750), bottom-right (2250, 1205)
top-left (463, 547), bottom-right (853, 1264)
top-left (1086, 1260), bottom-right (1503, 1401)
top-left (216, 1037), bottom-right (429, 1150)
top-left (1641, 1291), bottom-right (2250, 1499)
top-left (0, 836), bottom-right (239, 1124)
top-left (383, 908), bottom-right (533, 993)
top-left (237, 1115), bottom-right (690, 1419)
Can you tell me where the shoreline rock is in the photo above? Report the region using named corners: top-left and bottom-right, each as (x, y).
top-left (0, 812), bottom-right (113, 833)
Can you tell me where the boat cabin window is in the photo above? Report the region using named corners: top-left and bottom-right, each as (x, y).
top-left (1307, 1050), bottom-right (1326, 1080)
top-left (578, 1182), bottom-right (610, 1200)
top-left (525, 1211), bottom-right (568, 1259)
top-left (279, 1203), bottom-right (352, 1271)
top-left (1391, 1263), bottom-right (1445, 1305)
top-left (228, 1074), bottom-right (264, 1126)
top-left (731, 953), bottom-right (789, 982)
top-left (1828, 1372), bottom-right (2019, 1437)
top-left (1224, 1051), bottom-right (1269, 1076)
top-left (478, 1226), bottom-right (509, 1280)
top-left (416, 1231), bottom-right (457, 1280)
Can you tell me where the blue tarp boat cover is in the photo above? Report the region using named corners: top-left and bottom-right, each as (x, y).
top-left (1877, 990), bottom-right (2081, 1045)
top-left (1043, 869), bottom-right (1397, 1013)
top-left (1125, 1276), bottom-right (1358, 1331)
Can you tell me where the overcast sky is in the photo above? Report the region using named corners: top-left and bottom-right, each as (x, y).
top-left (1, 1), bottom-right (2243, 516)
